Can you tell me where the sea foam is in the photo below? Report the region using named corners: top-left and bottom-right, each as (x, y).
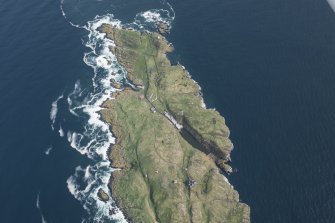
top-left (50, 94), bottom-right (63, 130)
top-left (45, 146), bottom-right (52, 155)
top-left (62, 14), bottom-right (127, 222)
top-left (59, 1), bottom-right (176, 221)
top-left (59, 124), bottom-right (65, 137)
top-left (36, 193), bottom-right (47, 223)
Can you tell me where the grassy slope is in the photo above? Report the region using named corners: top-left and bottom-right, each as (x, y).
top-left (114, 28), bottom-right (234, 158)
top-left (100, 25), bottom-right (250, 223)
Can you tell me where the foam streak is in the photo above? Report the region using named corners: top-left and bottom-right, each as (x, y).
top-left (36, 193), bottom-right (47, 223)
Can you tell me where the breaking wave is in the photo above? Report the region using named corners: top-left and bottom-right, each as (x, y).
top-left (58, 0), bottom-right (175, 221)
top-left (131, 4), bottom-right (175, 32)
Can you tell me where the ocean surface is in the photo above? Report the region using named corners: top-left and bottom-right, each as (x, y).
top-left (1, 0), bottom-right (335, 222)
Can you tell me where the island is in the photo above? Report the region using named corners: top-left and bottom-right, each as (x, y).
top-left (99, 24), bottom-right (250, 223)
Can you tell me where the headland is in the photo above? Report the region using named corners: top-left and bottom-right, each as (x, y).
top-left (99, 24), bottom-right (250, 223)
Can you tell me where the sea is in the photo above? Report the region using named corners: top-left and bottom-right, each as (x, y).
top-left (0, 0), bottom-right (335, 222)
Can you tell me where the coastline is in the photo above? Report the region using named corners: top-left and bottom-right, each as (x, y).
top-left (99, 24), bottom-right (250, 222)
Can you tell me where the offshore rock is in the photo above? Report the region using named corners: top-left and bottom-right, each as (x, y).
top-left (97, 188), bottom-right (109, 202)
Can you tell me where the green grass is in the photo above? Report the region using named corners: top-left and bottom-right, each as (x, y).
top-left (99, 26), bottom-right (250, 223)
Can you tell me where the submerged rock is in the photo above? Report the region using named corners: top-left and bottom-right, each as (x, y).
top-left (111, 79), bottom-right (122, 89)
top-left (157, 21), bottom-right (170, 34)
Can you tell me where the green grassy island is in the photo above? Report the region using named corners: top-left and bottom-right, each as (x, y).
top-left (99, 24), bottom-right (250, 223)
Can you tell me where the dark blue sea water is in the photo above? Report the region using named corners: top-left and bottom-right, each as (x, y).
top-left (1, 0), bottom-right (335, 222)
top-left (0, 0), bottom-right (87, 222)
top-left (169, 0), bottom-right (335, 222)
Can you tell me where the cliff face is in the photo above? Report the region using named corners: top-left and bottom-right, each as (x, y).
top-left (99, 24), bottom-right (250, 223)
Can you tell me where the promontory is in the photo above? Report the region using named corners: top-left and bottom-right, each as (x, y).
top-left (99, 23), bottom-right (250, 223)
